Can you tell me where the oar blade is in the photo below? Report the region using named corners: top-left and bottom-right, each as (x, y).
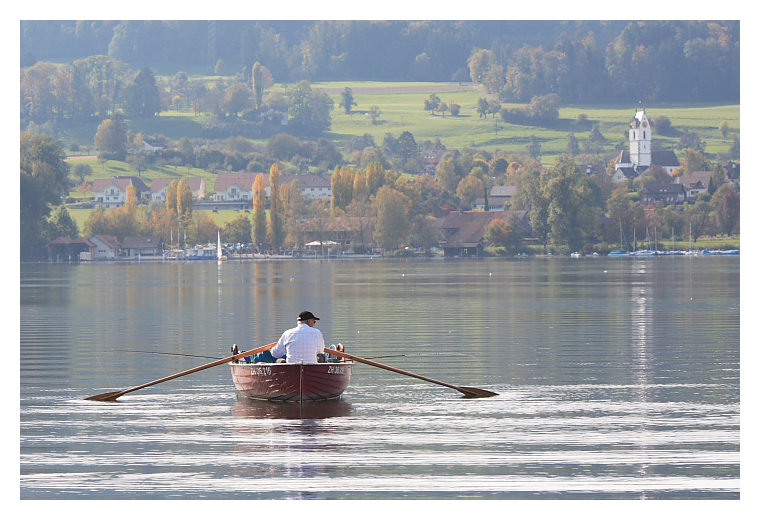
top-left (458, 386), bottom-right (498, 398)
top-left (85, 391), bottom-right (124, 402)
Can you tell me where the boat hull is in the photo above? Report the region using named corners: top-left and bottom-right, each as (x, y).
top-left (229, 362), bottom-right (353, 401)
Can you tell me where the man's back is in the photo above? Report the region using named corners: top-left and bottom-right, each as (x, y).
top-left (271, 322), bottom-right (325, 363)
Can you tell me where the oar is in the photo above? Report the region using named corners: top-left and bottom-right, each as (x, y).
top-left (85, 342), bottom-right (277, 402)
top-left (323, 347), bottom-right (497, 399)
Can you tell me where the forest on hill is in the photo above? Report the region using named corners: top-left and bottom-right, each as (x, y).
top-left (21, 20), bottom-right (739, 104)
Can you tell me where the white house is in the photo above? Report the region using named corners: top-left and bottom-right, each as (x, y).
top-left (149, 177), bottom-right (206, 202)
top-left (88, 235), bottom-right (120, 260)
top-left (213, 172), bottom-right (258, 202)
top-left (275, 174), bottom-right (332, 201)
top-left (613, 107), bottom-right (679, 183)
top-left (91, 176), bottom-right (150, 208)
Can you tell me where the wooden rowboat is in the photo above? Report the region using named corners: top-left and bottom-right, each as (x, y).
top-left (229, 361), bottom-right (354, 401)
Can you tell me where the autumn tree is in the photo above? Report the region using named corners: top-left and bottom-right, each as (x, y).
top-left (177, 178), bottom-right (193, 218)
top-left (94, 116), bottom-right (128, 161)
top-left (166, 180), bottom-right (178, 215)
top-left (267, 164), bottom-right (285, 251)
top-left (331, 166), bottom-right (355, 212)
top-left (484, 217), bottom-right (524, 252)
top-left (252, 173), bottom-right (268, 250)
top-left (456, 175), bottom-right (484, 206)
top-left (373, 185), bottom-right (412, 251)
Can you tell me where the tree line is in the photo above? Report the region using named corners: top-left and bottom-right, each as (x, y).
top-left (22, 21), bottom-right (739, 105)
top-left (23, 127), bottom-right (739, 261)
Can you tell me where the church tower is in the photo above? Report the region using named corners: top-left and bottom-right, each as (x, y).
top-left (629, 107), bottom-right (652, 169)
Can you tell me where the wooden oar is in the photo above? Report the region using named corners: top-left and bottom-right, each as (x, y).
top-left (323, 347), bottom-right (497, 398)
top-left (85, 342), bottom-right (277, 402)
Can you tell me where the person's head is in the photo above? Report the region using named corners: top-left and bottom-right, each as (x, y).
top-left (298, 310), bottom-right (320, 327)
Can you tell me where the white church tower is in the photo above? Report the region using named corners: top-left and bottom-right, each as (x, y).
top-left (628, 107), bottom-right (652, 169)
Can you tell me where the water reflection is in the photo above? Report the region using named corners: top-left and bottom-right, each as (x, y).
top-left (231, 395), bottom-right (353, 420)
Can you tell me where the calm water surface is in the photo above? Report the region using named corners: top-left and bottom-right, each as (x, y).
top-left (19, 257), bottom-right (739, 499)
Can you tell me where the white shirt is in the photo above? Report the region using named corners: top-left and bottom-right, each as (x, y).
top-left (270, 322), bottom-right (325, 363)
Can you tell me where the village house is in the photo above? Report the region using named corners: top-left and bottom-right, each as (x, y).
top-left (676, 170), bottom-right (713, 200)
top-left (149, 177), bottom-right (206, 202)
top-left (119, 236), bottom-right (164, 259)
top-left (275, 174), bottom-right (332, 201)
top-left (612, 107), bottom-right (680, 183)
top-left (213, 172), bottom-right (258, 203)
top-left (641, 183), bottom-right (687, 206)
top-left (437, 210), bottom-right (531, 257)
top-left (91, 176), bottom-right (150, 208)
top-left (213, 172), bottom-right (333, 205)
top-left (49, 234), bottom-right (165, 262)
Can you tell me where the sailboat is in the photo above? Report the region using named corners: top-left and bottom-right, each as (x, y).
top-left (217, 231), bottom-right (228, 262)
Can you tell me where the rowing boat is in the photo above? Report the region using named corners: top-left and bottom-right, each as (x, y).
top-left (229, 361), bottom-right (354, 401)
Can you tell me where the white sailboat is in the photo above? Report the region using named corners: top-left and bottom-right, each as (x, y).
top-left (217, 231), bottom-right (228, 262)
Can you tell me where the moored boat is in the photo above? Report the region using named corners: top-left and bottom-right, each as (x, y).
top-left (229, 361), bottom-right (353, 401)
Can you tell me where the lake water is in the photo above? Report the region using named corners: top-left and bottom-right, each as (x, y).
top-left (19, 257), bottom-right (740, 501)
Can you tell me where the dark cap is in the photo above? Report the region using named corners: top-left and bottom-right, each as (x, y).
top-left (298, 311), bottom-right (320, 321)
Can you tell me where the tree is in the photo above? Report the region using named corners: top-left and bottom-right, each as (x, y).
top-left (286, 80), bottom-right (334, 135)
top-left (20, 132), bottom-right (71, 259)
top-left (713, 185), bottom-right (739, 236)
top-left (541, 157), bottom-right (602, 250)
top-left (424, 93), bottom-right (440, 114)
top-left (124, 66), bottom-right (161, 118)
top-left (94, 117), bottom-right (128, 161)
top-left (485, 217), bottom-right (525, 252)
top-left (222, 82), bottom-right (251, 117)
top-left (527, 135), bottom-right (542, 159)
top-left (477, 98), bottom-right (489, 119)
top-left (339, 87), bottom-right (357, 114)
top-left (166, 180), bottom-right (178, 215)
top-left (368, 105), bottom-right (381, 125)
top-left (566, 134), bottom-right (580, 156)
top-left (223, 213), bottom-right (252, 244)
top-left (373, 185), bottom-right (412, 251)
top-left (45, 205), bottom-right (79, 240)
top-left (267, 164), bottom-right (284, 251)
top-left (73, 162), bottom-right (92, 184)
top-left (251, 61), bottom-right (273, 110)
top-left (456, 175), bottom-right (484, 206)
top-left (252, 173), bottom-right (268, 250)
top-left (719, 120), bottom-right (729, 139)
top-left (177, 178), bottom-right (193, 218)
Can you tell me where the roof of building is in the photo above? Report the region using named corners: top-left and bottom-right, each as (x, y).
top-left (642, 183), bottom-right (687, 195)
top-left (90, 235), bottom-right (120, 248)
top-left (490, 185), bottom-right (516, 197)
top-left (151, 177), bottom-right (205, 192)
top-left (437, 210), bottom-right (529, 247)
top-left (214, 172), bottom-right (260, 192)
top-left (91, 176), bottom-right (150, 193)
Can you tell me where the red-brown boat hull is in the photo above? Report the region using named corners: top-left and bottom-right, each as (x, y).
top-left (229, 362), bottom-right (353, 401)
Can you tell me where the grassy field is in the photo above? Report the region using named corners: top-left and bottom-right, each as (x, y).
top-left (60, 80), bottom-right (739, 230)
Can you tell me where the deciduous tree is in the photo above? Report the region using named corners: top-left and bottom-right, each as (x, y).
top-left (252, 173), bottom-right (268, 250)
